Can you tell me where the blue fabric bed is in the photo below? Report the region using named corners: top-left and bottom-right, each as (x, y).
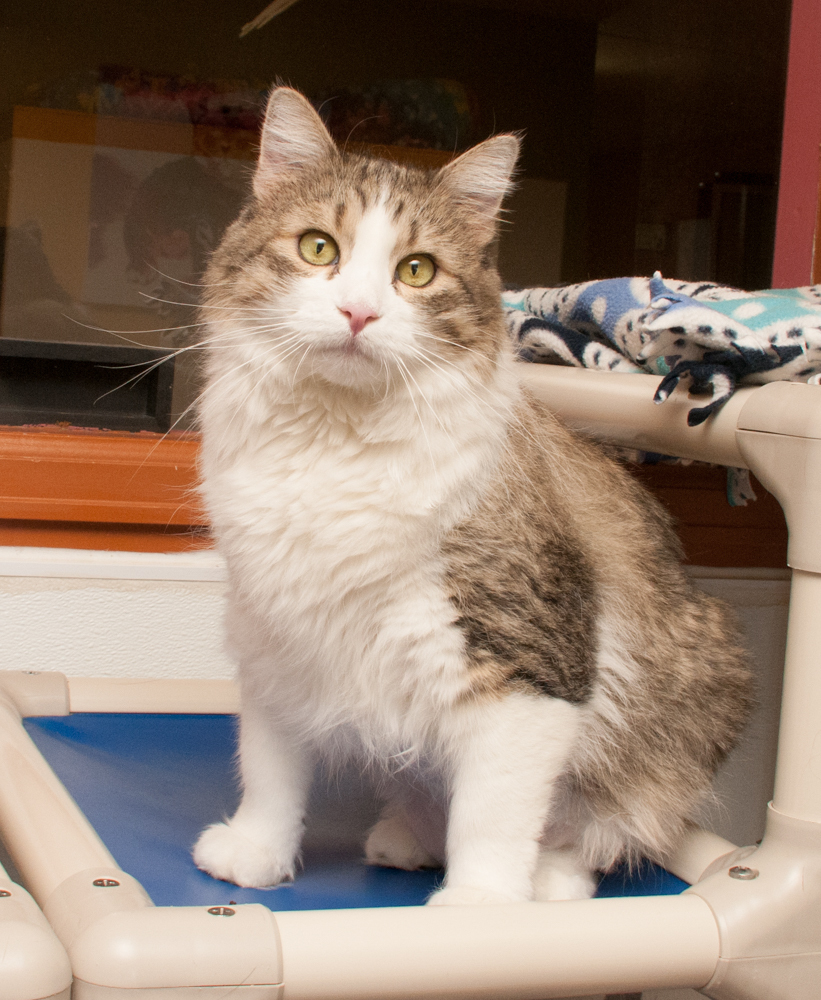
top-left (505, 276), bottom-right (821, 426)
top-left (23, 714), bottom-right (687, 909)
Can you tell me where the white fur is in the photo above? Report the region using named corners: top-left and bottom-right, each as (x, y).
top-left (429, 693), bottom-right (582, 904)
top-left (364, 803), bottom-right (440, 871)
top-left (533, 847), bottom-right (597, 901)
top-left (193, 698), bottom-right (312, 887)
top-left (194, 160), bottom-right (592, 902)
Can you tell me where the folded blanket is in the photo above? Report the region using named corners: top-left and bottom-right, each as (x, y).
top-left (503, 274), bottom-right (821, 427)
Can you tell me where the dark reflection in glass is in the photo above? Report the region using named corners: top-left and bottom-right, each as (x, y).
top-left (0, 0), bottom-right (791, 427)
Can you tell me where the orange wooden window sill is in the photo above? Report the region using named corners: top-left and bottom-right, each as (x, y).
top-left (0, 426), bottom-right (787, 565)
top-left (630, 463), bottom-right (787, 569)
top-left (0, 426), bottom-right (210, 552)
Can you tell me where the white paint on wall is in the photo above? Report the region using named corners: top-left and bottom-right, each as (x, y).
top-left (0, 572), bottom-right (233, 680)
top-left (0, 545), bottom-right (226, 581)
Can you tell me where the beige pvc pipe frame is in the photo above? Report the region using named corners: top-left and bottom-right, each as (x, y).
top-left (0, 365), bottom-right (819, 999)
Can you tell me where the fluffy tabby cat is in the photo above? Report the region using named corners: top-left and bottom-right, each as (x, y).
top-left (192, 87), bottom-right (752, 904)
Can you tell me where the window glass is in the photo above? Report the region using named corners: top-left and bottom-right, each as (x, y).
top-left (0, 0), bottom-right (791, 430)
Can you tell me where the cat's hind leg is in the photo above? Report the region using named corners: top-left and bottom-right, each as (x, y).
top-left (532, 846), bottom-right (597, 900)
top-left (192, 698), bottom-right (313, 887)
top-left (365, 777), bottom-right (446, 870)
top-left (364, 799), bottom-right (441, 870)
top-left (428, 692), bottom-right (582, 906)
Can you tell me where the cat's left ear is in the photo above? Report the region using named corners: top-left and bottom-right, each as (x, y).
top-left (439, 135), bottom-right (520, 236)
top-left (254, 87), bottom-right (336, 198)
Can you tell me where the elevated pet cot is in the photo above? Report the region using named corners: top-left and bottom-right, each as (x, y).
top-left (0, 365), bottom-right (818, 1000)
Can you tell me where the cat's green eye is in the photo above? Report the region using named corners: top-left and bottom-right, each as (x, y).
top-left (396, 254), bottom-right (435, 288)
top-left (298, 231), bottom-right (339, 266)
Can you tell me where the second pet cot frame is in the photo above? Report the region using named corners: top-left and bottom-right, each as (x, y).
top-left (0, 365), bottom-right (819, 1000)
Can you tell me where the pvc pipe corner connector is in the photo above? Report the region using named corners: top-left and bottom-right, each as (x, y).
top-left (737, 380), bottom-right (821, 573)
top-left (0, 865), bottom-right (72, 1000)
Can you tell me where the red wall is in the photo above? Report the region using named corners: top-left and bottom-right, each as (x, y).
top-left (772, 0), bottom-right (821, 287)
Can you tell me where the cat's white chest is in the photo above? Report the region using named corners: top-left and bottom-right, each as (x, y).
top-left (209, 410), bottom-right (446, 562)
top-left (202, 400), bottom-right (484, 740)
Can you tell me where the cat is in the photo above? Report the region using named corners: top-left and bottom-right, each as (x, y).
top-left (192, 86), bottom-right (753, 904)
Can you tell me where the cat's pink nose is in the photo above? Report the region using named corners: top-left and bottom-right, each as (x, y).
top-left (339, 305), bottom-right (379, 336)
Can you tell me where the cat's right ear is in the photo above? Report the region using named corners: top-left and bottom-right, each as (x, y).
top-left (254, 88), bottom-right (336, 198)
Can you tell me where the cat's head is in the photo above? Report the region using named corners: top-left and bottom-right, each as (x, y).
top-left (203, 87), bottom-right (519, 395)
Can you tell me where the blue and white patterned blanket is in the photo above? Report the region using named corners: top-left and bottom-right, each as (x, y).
top-left (504, 274), bottom-right (821, 427)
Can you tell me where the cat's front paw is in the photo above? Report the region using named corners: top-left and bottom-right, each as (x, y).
top-left (192, 822), bottom-right (296, 888)
top-left (364, 814), bottom-right (439, 870)
top-left (426, 886), bottom-right (525, 906)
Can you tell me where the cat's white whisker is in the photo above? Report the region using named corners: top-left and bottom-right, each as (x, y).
top-left (393, 357), bottom-right (443, 483)
top-left (289, 343), bottom-right (315, 387)
top-left (395, 356), bottom-right (450, 434)
top-left (131, 331), bottom-right (309, 473)
top-left (415, 330), bottom-right (495, 362)
top-left (67, 317), bottom-right (214, 339)
top-left (409, 344), bottom-right (554, 485)
top-left (404, 348), bottom-right (490, 419)
top-left (145, 264), bottom-right (234, 288)
top-left (142, 291), bottom-right (289, 316)
top-left (378, 356), bottom-right (394, 403)
top-left (93, 357), bottom-right (175, 404)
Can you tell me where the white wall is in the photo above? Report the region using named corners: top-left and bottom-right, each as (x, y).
top-left (0, 548), bottom-right (233, 680)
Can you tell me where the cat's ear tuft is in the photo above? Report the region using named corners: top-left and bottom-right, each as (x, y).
top-left (254, 88), bottom-right (336, 198)
top-left (439, 135), bottom-right (520, 234)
